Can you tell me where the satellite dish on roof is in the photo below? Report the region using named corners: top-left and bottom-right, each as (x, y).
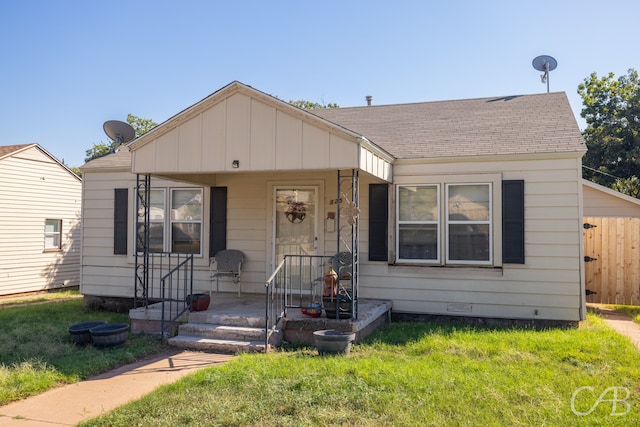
top-left (103, 120), bottom-right (135, 146)
top-left (532, 55), bottom-right (557, 93)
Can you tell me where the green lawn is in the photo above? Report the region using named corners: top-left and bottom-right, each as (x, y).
top-left (3, 295), bottom-right (638, 426)
top-left (82, 314), bottom-right (640, 427)
top-left (0, 296), bottom-right (168, 405)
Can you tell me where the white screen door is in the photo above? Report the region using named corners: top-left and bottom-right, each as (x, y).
top-left (274, 187), bottom-right (318, 265)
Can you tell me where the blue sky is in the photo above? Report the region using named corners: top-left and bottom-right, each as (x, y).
top-left (1, 0), bottom-right (637, 168)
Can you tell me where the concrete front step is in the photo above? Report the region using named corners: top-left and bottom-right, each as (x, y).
top-left (187, 311), bottom-right (265, 328)
top-left (168, 335), bottom-right (266, 353)
top-left (168, 309), bottom-right (274, 353)
top-left (177, 323), bottom-right (265, 341)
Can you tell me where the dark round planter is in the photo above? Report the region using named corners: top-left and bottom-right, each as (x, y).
top-left (90, 323), bottom-right (129, 347)
top-left (187, 293), bottom-right (211, 311)
top-left (313, 329), bottom-right (356, 356)
top-left (68, 320), bottom-right (107, 345)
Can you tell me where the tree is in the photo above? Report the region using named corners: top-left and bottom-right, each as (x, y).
top-left (289, 100), bottom-right (339, 109)
top-left (127, 113), bottom-right (157, 138)
top-left (578, 69), bottom-right (640, 197)
top-left (84, 114), bottom-right (158, 162)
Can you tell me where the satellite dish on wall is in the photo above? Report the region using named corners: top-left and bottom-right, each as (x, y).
top-left (532, 55), bottom-right (557, 93)
top-left (103, 120), bottom-right (135, 146)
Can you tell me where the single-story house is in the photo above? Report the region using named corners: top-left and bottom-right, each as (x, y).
top-left (80, 81), bottom-right (587, 326)
top-left (0, 144), bottom-right (82, 296)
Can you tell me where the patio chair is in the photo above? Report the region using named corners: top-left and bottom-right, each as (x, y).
top-left (210, 249), bottom-right (244, 297)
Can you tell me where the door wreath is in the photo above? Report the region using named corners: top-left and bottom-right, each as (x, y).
top-left (285, 200), bottom-right (307, 223)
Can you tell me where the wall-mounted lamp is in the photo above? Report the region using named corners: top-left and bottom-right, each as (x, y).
top-left (232, 160), bottom-right (240, 168)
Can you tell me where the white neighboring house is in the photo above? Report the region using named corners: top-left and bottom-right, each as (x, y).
top-left (0, 144), bottom-right (82, 295)
top-left (80, 82), bottom-right (588, 324)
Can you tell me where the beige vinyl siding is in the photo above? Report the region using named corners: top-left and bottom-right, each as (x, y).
top-left (79, 171), bottom-right (207, 297)
top-left (83, 157), bottom-right (585, 322)
top-left (358, 156), bottom-right (584, 321)
top-left (81, 170), bottom-right (137, 297)
top-left (83, 154), bottom-right (584, 322)
top-left (81, 169), bottom-right (341, 298)
top-left (0, 146), bottom-right (81, 295)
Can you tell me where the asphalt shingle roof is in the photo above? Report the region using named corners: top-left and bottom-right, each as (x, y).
top-left (310, 92), bottom-right (586, 159)
top-left (82, 90), bottom-right (586, 170)
top-left (0, 144), bottom-right (34, 160)
top-left (80, 147), bottom-right (131, 170)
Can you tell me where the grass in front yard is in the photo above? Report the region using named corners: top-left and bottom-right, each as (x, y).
top-left (0, 298), bottom-right (168, 405)
top-left (82, 314), bottom-right (640, 427)
top-left (0, 289), bottom-right (82, 307)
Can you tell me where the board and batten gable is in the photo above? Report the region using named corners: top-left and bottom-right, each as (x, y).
top-left (0, 144), bottom-right (81, 295)
top-left (128, 83), bottom-right (392, 181)
top-left (356, 156), bottom-right (586, 322)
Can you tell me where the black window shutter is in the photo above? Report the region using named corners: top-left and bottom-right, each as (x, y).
top-left (369, 184), bottom-right (389, 261)
top-left (114, 188), bottom-right (128, 255)
top-left (210, 187), bottom-right (227, 257)
top-left (502, 180), bottom-right (525, 264)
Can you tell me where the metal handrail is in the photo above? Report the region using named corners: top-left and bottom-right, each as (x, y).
top-left (158, 253), bottom-right (194, 338)
top-left (265, 258), bottom-right (286, 351)
top-left (264, 254), bottom-right (334, 351)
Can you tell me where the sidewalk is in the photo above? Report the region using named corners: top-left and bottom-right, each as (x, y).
top-left (0, 349), bottom-right (233, 426)
top-left (590, 304), bottom-right (640, 350)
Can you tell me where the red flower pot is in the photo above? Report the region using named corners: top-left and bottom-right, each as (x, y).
top-left (187, 293), bottom-right (211, 311)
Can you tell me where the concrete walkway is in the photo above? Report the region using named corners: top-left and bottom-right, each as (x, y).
top-left (0, 349), bottom-right (233, 426)
top-left (590, 304), bottom-right (640, 350)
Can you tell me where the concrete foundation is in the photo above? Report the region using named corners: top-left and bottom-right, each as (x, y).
top-left (283, 299), bottom-right (392, 345)
top-left (391, 312), bottom-right (579, 329)
top-left (129, 302), bottom-right (189, 335)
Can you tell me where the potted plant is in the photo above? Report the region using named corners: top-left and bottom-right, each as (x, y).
top-left (186, 293), bottom-right (211, 311)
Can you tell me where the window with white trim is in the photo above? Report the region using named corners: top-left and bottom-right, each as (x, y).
top-left (397, 185), bottom-right (440, 262)
top-left (397, 183), bottom-right (492, 265)
top-left (170, 188), bottom-right (202, 253)
top-left (44, 219), bottom-right (62, 250)
top-left (446, 184), bottom-right (491, 264)
top-left (136, 188), bottom-right (203, 254)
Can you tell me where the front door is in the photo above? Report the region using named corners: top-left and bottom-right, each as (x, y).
top-left (273, 187), bottom-right (318, 265)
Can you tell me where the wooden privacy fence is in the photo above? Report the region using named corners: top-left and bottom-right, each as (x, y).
top-left (583, 217), bottom-right (640, 306)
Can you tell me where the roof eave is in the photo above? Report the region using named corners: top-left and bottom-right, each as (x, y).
top-left (394, 150), bottom-right (587, 165)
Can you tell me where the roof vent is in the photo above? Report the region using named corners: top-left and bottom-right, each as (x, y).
top-left (366, 95), bottom-right (372, 106)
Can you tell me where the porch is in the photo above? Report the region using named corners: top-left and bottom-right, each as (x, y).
top-left (130, 292), bottom-right (392, 353)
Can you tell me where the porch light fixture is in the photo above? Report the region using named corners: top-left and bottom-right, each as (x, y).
top-left (232, 160), bottom-right (239, 168)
